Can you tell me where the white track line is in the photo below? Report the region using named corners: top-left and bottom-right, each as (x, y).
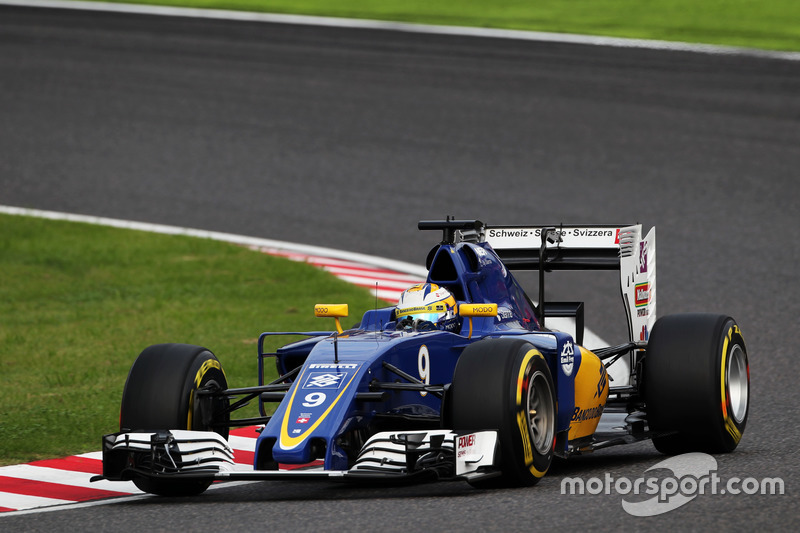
top-left (0, 464), bottom-right (140, 493)
top-left (0, 492), bottom-right (74, 511)
top-left (320, 267), bottom-right (423, 283)
top-left (0, 206), bottom-right (427, 278)
top-left (336, 275), bottom-right (417, 291)
top-left (2, 0), bottom-right (799, 61)
top-left (0, 481), bottom-right (261, 518)
top-left (75, 452), bottom-right (103, 461)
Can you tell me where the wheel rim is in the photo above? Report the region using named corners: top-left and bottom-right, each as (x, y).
top-left (727, 344), bottom-right (748, 424)
top-left (527, 371), bottom-right (555, 454)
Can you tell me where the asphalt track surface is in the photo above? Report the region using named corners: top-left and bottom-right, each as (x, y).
top-left (2, 4), bottom-right (799, 531)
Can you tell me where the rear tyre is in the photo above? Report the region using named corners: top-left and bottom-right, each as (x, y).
top-left (120, 343), bottom-right (229, 496)
top-left (644, 314), bottom-right (749, 454)
top-left (451, 338), bottom-right (556, 487)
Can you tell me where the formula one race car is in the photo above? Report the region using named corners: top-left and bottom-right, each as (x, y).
top-left (93, 219), bottom-right (750, 496)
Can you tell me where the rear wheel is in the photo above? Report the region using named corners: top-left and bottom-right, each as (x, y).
top-left (644, 314), bottom-right (749, 454)
top-left (451, 338), bottom-right (556, 487)
top-left (120, 343), bottom-right (229, 496)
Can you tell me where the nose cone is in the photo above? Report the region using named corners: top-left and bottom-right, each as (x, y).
top-left (261, 360), bottom-right (363, 467)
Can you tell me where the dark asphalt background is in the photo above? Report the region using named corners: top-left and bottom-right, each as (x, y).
top-left (1, 5), bottom-right (798, 531)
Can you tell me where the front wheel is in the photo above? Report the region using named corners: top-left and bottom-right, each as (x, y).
top-left (120, 343), bottom-right (229, 496)
top-left (644, 314), bottom-right (749, 454)
top-left (451, 338), bottom-right (556, 487)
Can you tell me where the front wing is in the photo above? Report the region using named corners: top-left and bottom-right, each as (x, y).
top-left (93, 429), bottom-right (499, 485)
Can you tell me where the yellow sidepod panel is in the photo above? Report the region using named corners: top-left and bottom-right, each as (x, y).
top-left (568, 347), bottom-right (609, 440)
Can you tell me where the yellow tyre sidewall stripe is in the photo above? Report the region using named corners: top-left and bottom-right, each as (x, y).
top-left (515, 349), bottom-right (548, 478)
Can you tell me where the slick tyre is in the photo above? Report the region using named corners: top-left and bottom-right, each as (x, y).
top-left (644, 314), bottom-right (749, 454)
top-left (120, 343), bottom-right (229, 496)
top-left (451, 338), bottom-right (556, 487)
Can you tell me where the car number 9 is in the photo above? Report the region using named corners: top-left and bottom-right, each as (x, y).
top-left (418, 345), bottom-right (430, 397)
top-left (302, 392), bottom-right (326, 407)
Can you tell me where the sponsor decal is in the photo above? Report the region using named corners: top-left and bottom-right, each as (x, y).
top-left (487, 229), bottom-right (532, 239)
top-left (639, 241), bottom-right (648, 273)
top-left (571, 228), bottom-right (616, 238)
top-left (458, 434), bottom-right (476, 448)
top-left (194, 359), bottom-right (222, 388)
top-left (188, 358), bottom-right (223, 429)
top-left (595, 365), bottom-right (608, 399)
top-left (304, 372), bottom-right (345, 389)
top-left (572, 405), bottom-right (605, 422)
top-left (560, 341), bottom-right (575, 377)
top-left (640, 325), bottom-right (649, 341)
top-left (517, 410), bottom-right (534, 465)
top-left (314, 304), bottom-right (348, 317)
top-left (457, 434), bottom-right (477, 459)
top-left (296, 414), bottom-right (311, 424)
top-left (469, 245), bottom-right (499, 270)
top-left (635, 282), bottom-right (650, 307)
top-left (308, 363), bottom-right (358, 369)
top-left (397, 304), bottom-right (439, 315)
top-left (637, 308), bottom-right (649, 317)
top-left (487, 228), bottom-right (617, 240)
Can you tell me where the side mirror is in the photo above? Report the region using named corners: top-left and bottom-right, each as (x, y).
top-left (459, 303), bottom-right (498, 338)
top-left (314, 304), bottom-right (349, 334)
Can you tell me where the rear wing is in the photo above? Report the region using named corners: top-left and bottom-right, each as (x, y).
top-left (485, 226), bottom-right (621, 270)
top-left (483, 224), bottom-right (656, 345)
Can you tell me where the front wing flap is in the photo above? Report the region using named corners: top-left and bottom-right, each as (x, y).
top-left (97, 430), bottom-right (237, 482)
top-left (348, 430), bottom-right (498, 482)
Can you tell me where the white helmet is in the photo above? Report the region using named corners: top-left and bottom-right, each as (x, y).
top-left (395, 283), bottom-right (460, 332)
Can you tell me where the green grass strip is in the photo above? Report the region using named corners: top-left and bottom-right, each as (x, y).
top-left (0, 214), bottom-right (383, 465)
top-left (88, 0), bottom-right (800, 52)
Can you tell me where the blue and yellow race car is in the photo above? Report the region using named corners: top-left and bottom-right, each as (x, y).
top-left (94, 219), bottom-right (750, 496)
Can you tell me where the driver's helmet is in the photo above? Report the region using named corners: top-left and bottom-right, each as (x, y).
top-left (395, 283), bottom-right (460, 332)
